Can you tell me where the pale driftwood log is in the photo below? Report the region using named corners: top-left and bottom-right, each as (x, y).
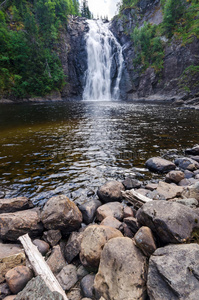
top-left (122, 189), bottom-right (152, 209)
top-left (18, 234), bottom-right (68, 300)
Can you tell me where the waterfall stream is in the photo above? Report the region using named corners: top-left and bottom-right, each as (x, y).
top-left (83, 20), bottom-right (124, 101)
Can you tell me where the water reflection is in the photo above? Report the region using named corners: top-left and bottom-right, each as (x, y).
top-left (0, 101), bottom-right (199, 205)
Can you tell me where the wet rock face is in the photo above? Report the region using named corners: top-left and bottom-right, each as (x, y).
top-left (137, 201), bottom-right (199, 244)
top-left (147, 244), bottom-right (199, 300)
top-left (94, 237), bottom-right (147, 300)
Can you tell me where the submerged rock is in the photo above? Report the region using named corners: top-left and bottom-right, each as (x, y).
top-left (147, 244), bottom-right (199, 300)
top-left (97, 181), bottom-right (125, 203)
top-left (137, 201), bottom-right (199, 244)
top-left (94, 237), bottom-right (147, 300)
top-left (145, 157), bottom-right (176, 173)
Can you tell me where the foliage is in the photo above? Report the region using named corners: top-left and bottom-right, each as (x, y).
top-left (0, 0), bottom-right (84, 98)
top-left (81, 0), bottom-right (92, 19)
top-left (132, 23), bottom-right (164, 73)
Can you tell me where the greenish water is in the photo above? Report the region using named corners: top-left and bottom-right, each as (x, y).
top-left (0, 101), bottom-right (199, 205)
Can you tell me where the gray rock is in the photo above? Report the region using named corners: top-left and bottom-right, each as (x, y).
top-left (0, 283), bottom-right (11, 300)
top-left (145, 157), bottom-right (176, 173)
top-left (123, 217), bottom-right (139, 234)
top-left (147, 244), bottom-right (199, 300)
top-left (122, 178), bottom-right (141, 190)
top-left (184, 170), bottom-right (194, 179)
top-left (43, 230), bottom-right (62, 247)
top-left (134, 226), bottom-right (156, 257)
top-left (137, 200), bottom-right (199, 244)
top-left (80, 274), bottom-right (95, 298)
top-left (171, 198), bottom-right (198, 208)
top-left (77, 265), bottom-right (89, 280)
top-left (94, 237), bottom-right (147, 300)
top-left (14, 276), bottom-right (63, 300)
top-left (78, 199), bottom-right (102, 224)
top-left (175, 157), bottom-right (199, 171)
top-left (64, 232), bottom-right (83, 263)
top-left (80, 225), bottom-right (123, 270)
top-left (56, 265), bottom-right (78, 291)
top-left (156, 181), bottom-right (183, 200)
top-left (165, 170), bottom-right (185, 183)
top-left (185, 145), bottom-right (199, 155)
top-left (178, 178), bottom-right (193, 186)
top-left (0, 197), bottom-right (33, 214)
top-left (97, 181), bottom-right (125, 203)
top-left (33, 239), bottom-right (50, 256)
top-left (0, 209), bottom-right (43, 242)
top-left (47, 245), bottom-right (66, 275)
top-left (190, 155), bottom-right (199, 162)
top-left (182, 182), bottom-right (199, 201)
top-left (41, 195), bottom-right (82, 234)
top-left (96, 202), bottom-right (124, 222)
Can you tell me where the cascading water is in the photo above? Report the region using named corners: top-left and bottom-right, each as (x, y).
top-left (83, 20), bottom-right (124, 101)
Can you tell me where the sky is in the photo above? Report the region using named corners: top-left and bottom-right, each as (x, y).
top-left (80, 0), bottom-right (120, 20)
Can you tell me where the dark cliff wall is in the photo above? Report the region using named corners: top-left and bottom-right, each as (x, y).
top-left (110, 0), bottom-right (199, 101)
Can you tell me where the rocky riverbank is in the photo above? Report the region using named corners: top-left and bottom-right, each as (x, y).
top-left (1, 145), bottom-right (199, 299)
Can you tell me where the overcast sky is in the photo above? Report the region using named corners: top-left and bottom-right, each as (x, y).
top-left (80, 0), bottom-right (120, 20)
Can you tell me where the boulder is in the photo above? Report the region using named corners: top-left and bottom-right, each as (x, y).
top-left (147, 244), bottom-right (199, 300)
top-left (182, 182), bottom-right (199, 201)
top-left (170, 198), bottom-right (198, 208)
top-left (64, 232), bottom-right (83, 263)
top-left (134, 226), bottom-right (156, 257)
top-left (56, 265), bottom-right (78, 291)
top-left (0, 209), bottom-right (43, 242)
top-left (33, 239), bottom-right (50, 256)
top-left (185, 145), bottom-right (199, 155)
top-left (96, 202), bottom-right (124, 222)
top-left (78, 199), bottom-right (102, 224)
top-left (145, 157), bottom-right (176, 173)
top-left (175, 157), bottom-right (199, 171)
top-left (94, 237), bottom-right (147, 300)
top-left (97, 181), bottom-right (125, 203)
top-left (137, 201), bottom-right (199, 244)
top-left (0, 244), bottom-right (26, 283)
top-left (156, 181), bottom-right (183, 200)
top-left (43, 230), bottom-right (62, 247)
top-left (0, 197), bottom-right (33, 214)
top-left (122, 178), bottom-right (141, 190)
top-left (101, 216), bottom-right (123, 231)
top-left (80, 225), bottom-right (123, 270)
top-left (165, 170), bottom-right (185, 183)
top-left (80, 274), bottom-right (95, 299)
top-left (41, 195), bottom-right (82, 233)
top-left (47, 245), bottom-right (66, 275)
top-left (5, 266), bottom-right (33, 294)
top-left (14, 276), bottom-right (63, 300)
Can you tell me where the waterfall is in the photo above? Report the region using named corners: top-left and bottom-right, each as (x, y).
top-left (83, 20), bottom-right (124, 101)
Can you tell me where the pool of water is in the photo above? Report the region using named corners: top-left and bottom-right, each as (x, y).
top-left (0, 100), bottom-right (199, 205)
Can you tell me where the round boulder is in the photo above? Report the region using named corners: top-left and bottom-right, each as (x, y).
top-left (33, 239), bottom-right (50, 256)
top-left (165, 170), bottom-right (185, 183)
top-left (97, 181), bottom-right (125, 203)
top-left (94, 237), bottom-right (147, 300)
top-left (134, 226), bottom-right (157, 257)
top-left (80, 225), bottom-right (123, 270)
top-left (5, 266), bottom-right (33, 294)
top-left (146, 157), bottom-right (176, 173)
top-left (41, 195), bottom-right (82, 233)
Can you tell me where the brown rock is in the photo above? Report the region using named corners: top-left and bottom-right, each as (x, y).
top-left (145, 183), bottom-right (158, 191)
top-left (123, 217), bottom-right (139, 235)
top-left (0, 244), bottom-right (26, 283)
top-left (97, 181), bottom-right (125, 203)
top-left (165, 170), bottom-right (185, 183)
top-left (0, 197), bottom-right (33, 214)
top-left (64, 232), bottom-right (83, 263)
top-left (123, 206), bottom-right (135, 218)
top-left (80, 225), bottom-right (123, 270)
top-left (33, 239), bottom-right (50, 256)
top-left (0, 209), bottom-right (43, 242)
top-left (96, 202), bottom-right (124, 222)
top-left (5, 266), bottom-right (33, 294)
top-left (146, 157), bottom-right (176, 173)
top-left (156, 181), bottom-right (183, 199)
top-left (43, 230), bottom-right (62, 247)
top-left (101, 216), bottom-right (123, 231)
top-left (137, 200), bottom-right (199, 244)
top-left (94, 237), bottom-right (147, 300)
top-left (4, 296), bottom-right (16, 300)
top-left (47, 245), bottom-right (66, 275)
top-left (41, 195), bottom-right (82, 233)
top-left (134, 226), bottom-right (157, 257)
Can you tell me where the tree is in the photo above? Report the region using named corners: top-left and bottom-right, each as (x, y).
top-left (81, 0), bottom-right (92, 19)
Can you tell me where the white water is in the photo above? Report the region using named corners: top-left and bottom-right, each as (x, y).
top-left (83, 20), bottom-right (124, 101)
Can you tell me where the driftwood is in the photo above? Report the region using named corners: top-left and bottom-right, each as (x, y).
top-left (122, 189), bottom-right (152, 209)
top-left (18, 234), bottom-right (68, 300)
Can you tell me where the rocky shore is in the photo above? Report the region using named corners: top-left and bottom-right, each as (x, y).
top-left (1, 145), bottom-right (199, 300)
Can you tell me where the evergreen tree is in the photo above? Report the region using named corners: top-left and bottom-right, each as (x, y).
top-left (81, 0), bottom-right (92, 19)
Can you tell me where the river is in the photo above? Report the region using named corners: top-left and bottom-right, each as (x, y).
top-left (0, 100), bottom-right (199, 205)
